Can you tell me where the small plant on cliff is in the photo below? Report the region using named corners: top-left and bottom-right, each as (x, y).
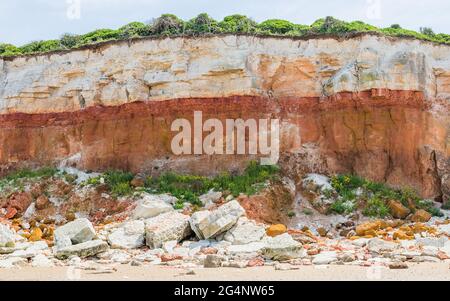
top-left (442, 202), bottom-right (450, 210)
top-left (0, 167), bottom-right (58, 194)
top-left (111, 182), bottom-right (133, 196)
top-left (302, 208), bottom-right (314, 216)
top-left (363, 196), bottom-right (390, 217)
top-left (330, 174), bottom-right (443, 217)
top-left (4, 167), bottom-right (58, 181)
top-left (103, 170), bottom-right (134, 196)
top-left (331, 174), bottom-right (364, 196)
top-left (144, 161), bottom-right (279, 206)
top-left (212, 161), bottom-right (280, 196)
top-left (330, 199), bottom-right (356, 215)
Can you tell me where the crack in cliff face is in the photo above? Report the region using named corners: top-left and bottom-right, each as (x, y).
top-left (78, 94), bottom-right (86, 109)
top-left (430, 150), bottom-right (443, 202)
top-left (341, 115), bottom-right (359, 151)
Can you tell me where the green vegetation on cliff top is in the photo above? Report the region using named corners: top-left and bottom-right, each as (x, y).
top-left (1, 15), bottom-right (449, 58)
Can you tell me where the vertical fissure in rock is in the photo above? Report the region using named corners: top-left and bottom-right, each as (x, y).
top-left (430, 150), bottom-right (443, 202)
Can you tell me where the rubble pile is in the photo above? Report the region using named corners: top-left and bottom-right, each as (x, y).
top-left (1, 169), bottom-right (450, 272)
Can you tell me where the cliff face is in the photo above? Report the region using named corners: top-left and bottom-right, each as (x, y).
top-left (0, 34), bottom-right (449, 201)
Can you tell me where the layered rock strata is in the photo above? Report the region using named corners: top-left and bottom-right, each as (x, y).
top-left (0, 34), bottom-right (449, 201)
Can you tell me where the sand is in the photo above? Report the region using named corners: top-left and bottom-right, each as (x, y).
top-left (0, 262), bottom-right (449, 281)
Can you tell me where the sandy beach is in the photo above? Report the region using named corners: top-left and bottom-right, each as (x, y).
top-left (0, 263), bottom-right (449, 281)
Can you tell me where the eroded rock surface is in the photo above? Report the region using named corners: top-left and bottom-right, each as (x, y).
top-left (0, 35), bottom-right (448, 202)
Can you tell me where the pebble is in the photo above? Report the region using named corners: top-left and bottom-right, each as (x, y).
top-left (388, 262), bottom-right (408, 269)
top-left (312, 251), bottom-right (338, 265)
top-left (274, 263), bottom-right (300, 270)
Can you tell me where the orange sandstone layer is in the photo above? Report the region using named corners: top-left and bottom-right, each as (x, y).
top-left (0, 89), bottom-right (448, 202)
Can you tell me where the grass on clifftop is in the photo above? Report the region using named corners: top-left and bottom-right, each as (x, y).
top-left (1, 14), bottom-right (449, 58)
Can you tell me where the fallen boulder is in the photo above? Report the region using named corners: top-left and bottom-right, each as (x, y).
top-left (0, 224), bottom-right (16, 247)
top-left (31, 254), bottom-right (54, 267)
top-left (196, 200), bottom-right (246, 239)
top-left (226, 242), bottom-right (266, 254)
top-left (388, 200), bottom-right (410, 219)
top-left (203, 254), bottom-right (225, 268)
top-left (0, 257), bottom-right (28, 268)
top-left (438, 224), bottom-right (450, 236)
top-left (411, 209), bottom-right (432, 222)
top-left (367, 238), bottom-right (399, 253)
top-left (416, 237), bottom-right (448, 248)
top-left (223, 217), bottom-right (266, 245)
top-left (133, 193), bottom-right (175, 219)
top-left (312, 251), bottom-right (338, 265)
top-left (54, 218), bottom-right (96, 246)
top-left (199, 190), bottom-right (222, 207)
top-left (189, 210), bottom-right (211, 240)
top-left (145, 211), bottom-right (191, 248)
top-left (107, 220), bottom-right (145, 249)
top-left (55, 239), bottom-right (108, 259)
top-left (262, 233), bottom-right (303, 260)
top-left (266, 224), bottom-right (287, 237)
top-left (302, 174), bottom-right (332, 193)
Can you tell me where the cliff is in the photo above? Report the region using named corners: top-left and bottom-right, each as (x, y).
top-left (0, 34), bottom-right (449, 202)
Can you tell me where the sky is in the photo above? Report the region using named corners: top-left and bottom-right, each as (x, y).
top-left (1, 0), bottom-right (449, 46)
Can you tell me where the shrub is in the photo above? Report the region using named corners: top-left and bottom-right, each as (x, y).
top-left (380, 27), bottom-right (432, 41)
top-left (258, 19), bottom-right (295, 34)
top-left (331, 174), bottom-right (365, 196)
top-left (173, 200), bottom-right (185, 210)
top-left (145, 161), bottom-right (279, 205)
top-left (330, 199), bottom-right (356, 214)
top-left (420, 27), bottom-right (435, 36)
top-left (77, 29), bottom-right (120, 45)
top-left (330, 173), bottom-right (444, 217)
top-left (345, 21), bottom-right (379, 32)
top-left (185, 13), bottom-right (220, 35)
top-left (19, 40), bottom-right (62, 54)
top-left (302, 208), bottom-right (313, 216)
top-left (219, 14), bottom-right (257, 33)
top-left (363, 196), bottom-right (389, 217)
top-left (60, 33), bottom-right (81, 48)
top-left (151, 14), bottom-right (185, 35)
top-left (309, 17), bottom-right (378, 35)
top-left (285, 24), bottom-right (310, 36)
top-left (287, 211), bottom-right (296, 218)
top-left (111, 182), bottom-right (133, 196)
top-left (427, 206), bottom-right (444, 217)
top-left (2, 15), bottom-right (449, 58)
top-left (118, 22), bottom-right (151, 39)
top-left (0, 43), bottom-right (22, 56)
top-left (309, 16), bottom-right (347, 34)
top-left (103, 170), bottom-right (134, 196)
top-left (85, 176), bottom-right (101, 186)
top-left (4, 167), bottom-right (58, 181)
